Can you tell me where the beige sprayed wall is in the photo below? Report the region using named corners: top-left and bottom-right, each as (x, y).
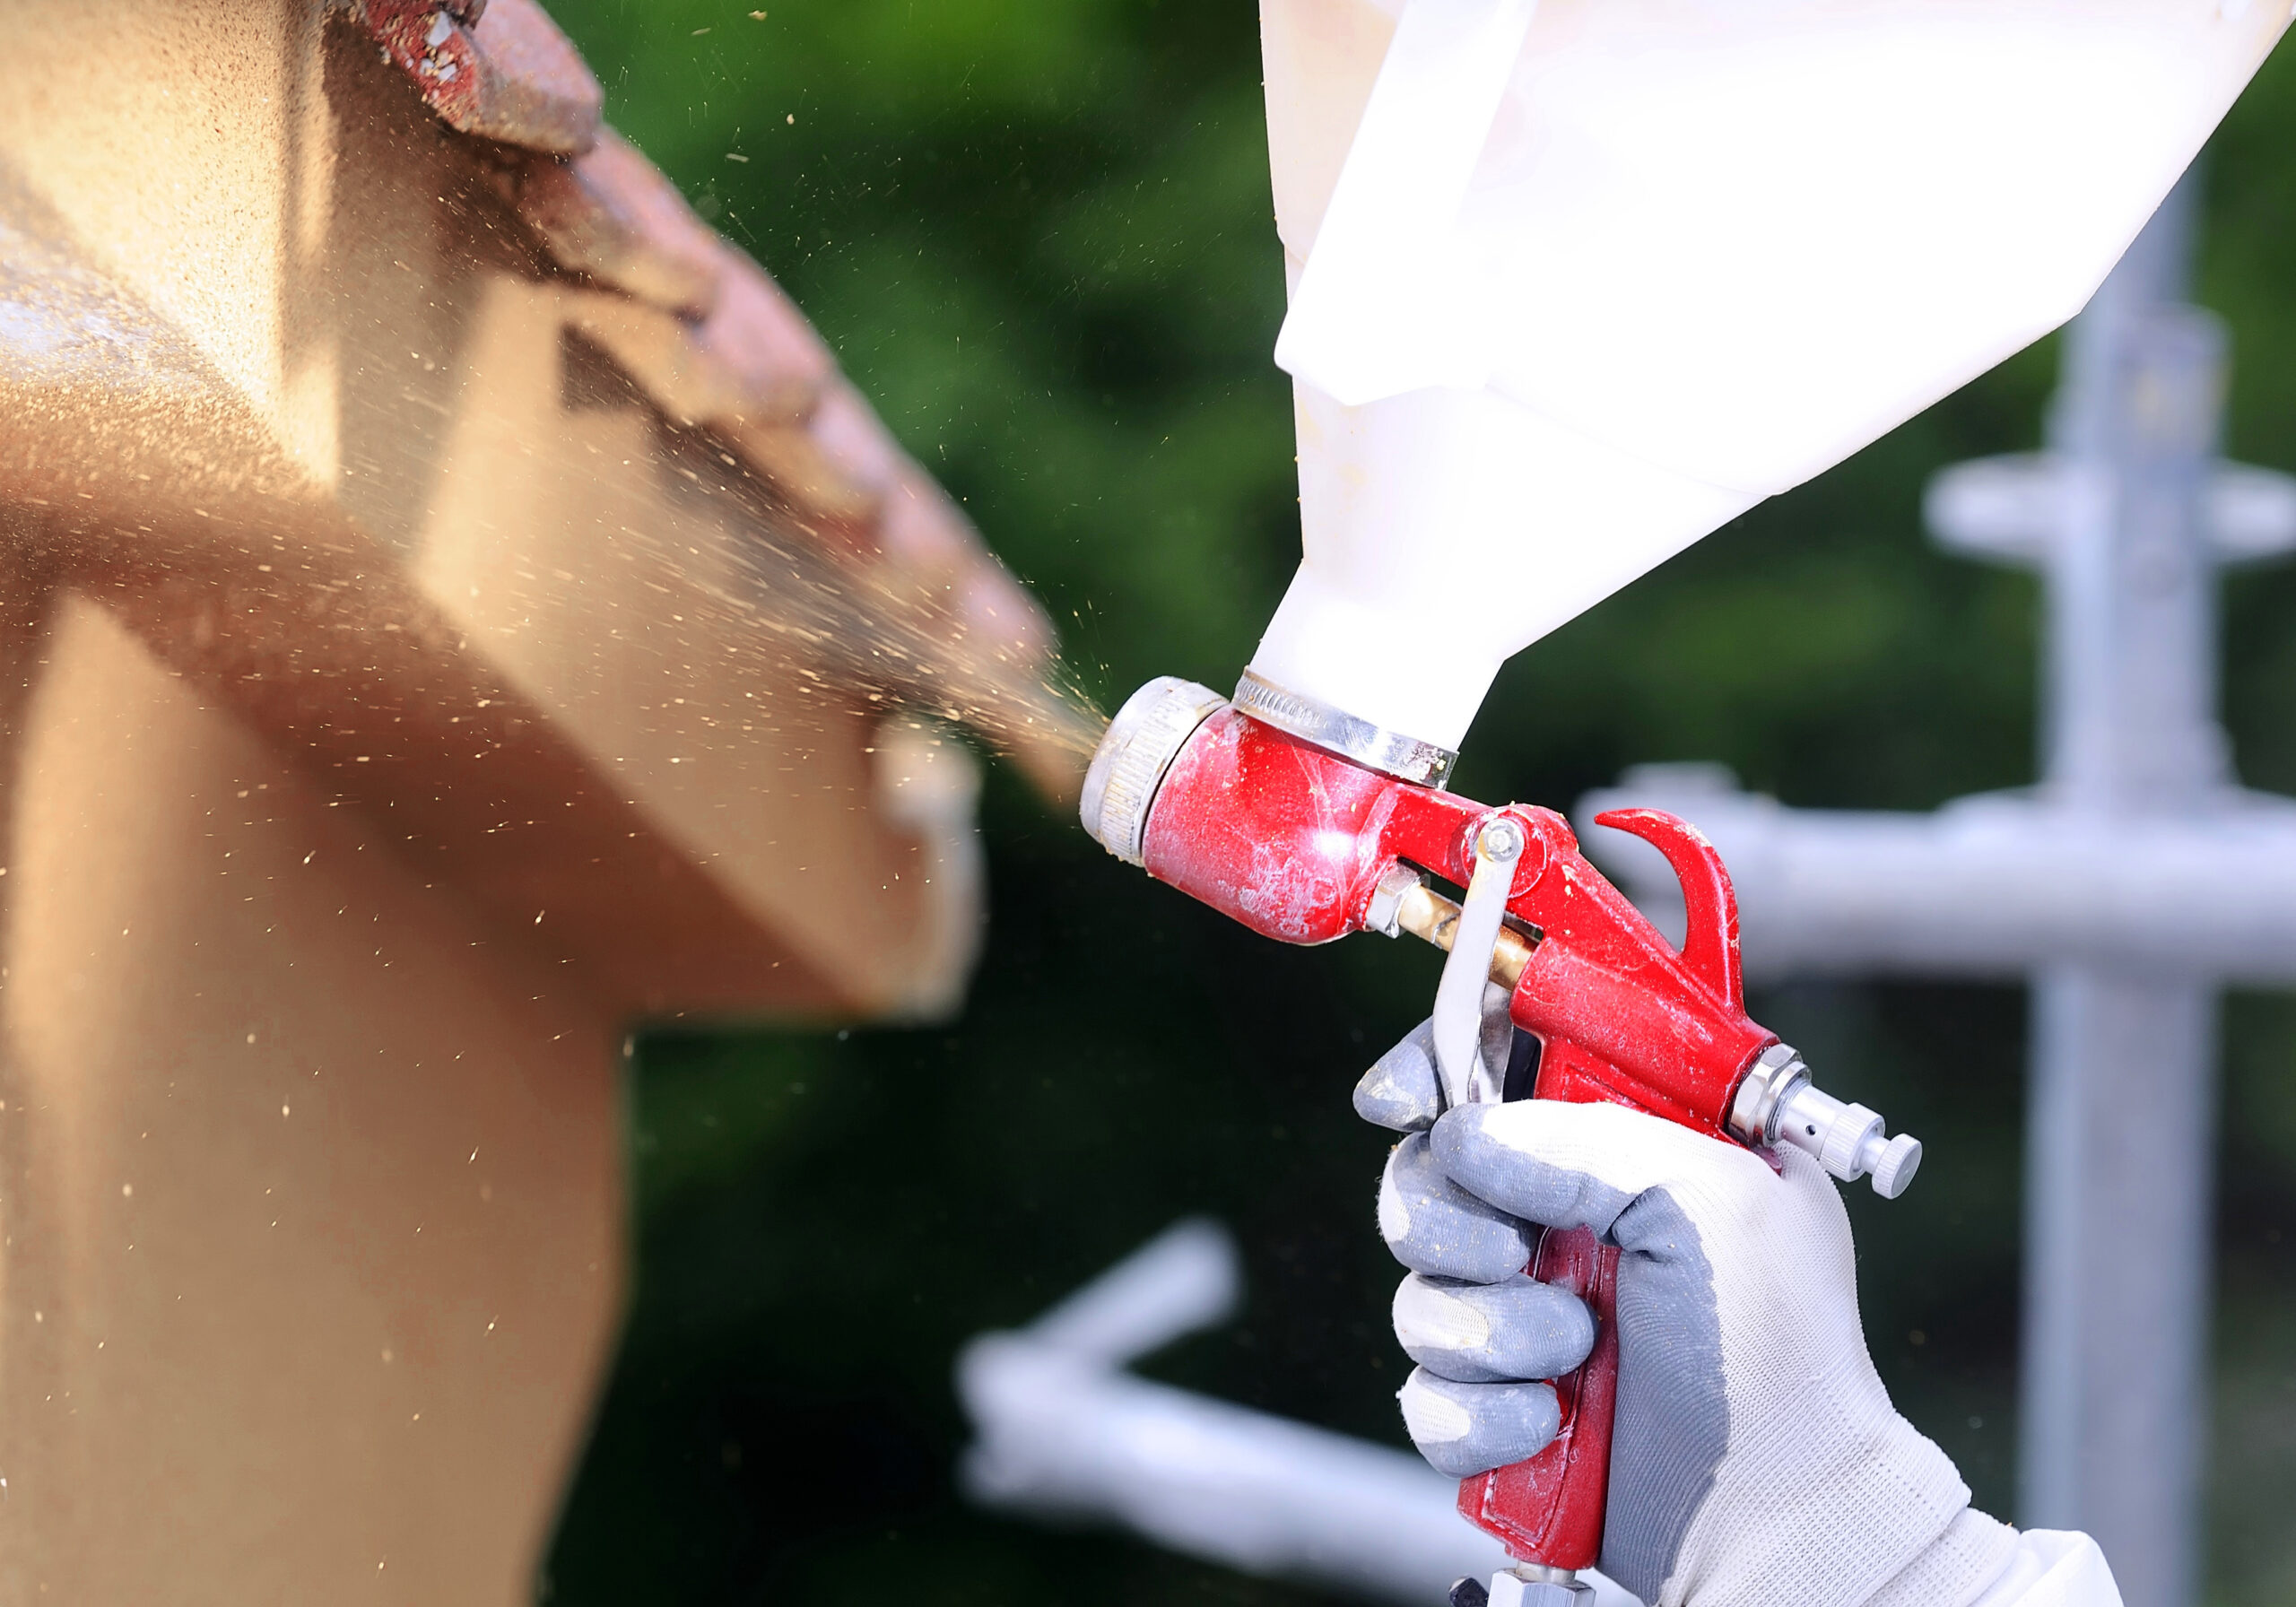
top-left (0, 0), bottom-right (1086, 1599)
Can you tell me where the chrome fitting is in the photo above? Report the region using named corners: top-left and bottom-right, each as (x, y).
top-left (1488, 1566), bottom-right (1595, 1607)
top-left (1364, 862), bottom-right (1426, 938)
top-left (1729, 1042), bottom-right (1923, 1200)
top-left (1727, 1042), bottom-right (1810, 1148)
top-left (1778, 1081), bottom-right (1924, 1199)
top-left (1079, 677), bottom-right (1229, 867)
top-left (1232, 669), bottom-right (1459, 789)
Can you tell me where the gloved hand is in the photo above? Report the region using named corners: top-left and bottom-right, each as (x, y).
top-left (1356, 1019), bottom-right (2040, 1607)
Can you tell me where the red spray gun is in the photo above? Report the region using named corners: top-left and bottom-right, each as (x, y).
top-left (1081, 672), bottom-right (1923, 1605)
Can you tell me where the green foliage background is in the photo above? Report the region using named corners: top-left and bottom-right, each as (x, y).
top-left (535, 5), bottom-right (2296, 1602)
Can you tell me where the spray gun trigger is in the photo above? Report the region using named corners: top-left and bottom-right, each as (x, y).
top-left (1431, 816), bottom-right (1526, 1110)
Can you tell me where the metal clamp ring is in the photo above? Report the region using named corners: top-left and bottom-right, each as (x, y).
top-left (1232, 670), bottom-right (1459, 789)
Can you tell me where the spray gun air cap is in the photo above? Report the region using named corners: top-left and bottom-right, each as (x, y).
top-left (1081, 677), bottom-right (1229, 866)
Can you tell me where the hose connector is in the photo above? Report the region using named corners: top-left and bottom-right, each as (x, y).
top-left (1728, 1043), bottom-right (1923, 1199)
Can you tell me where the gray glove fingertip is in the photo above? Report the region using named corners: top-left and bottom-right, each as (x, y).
top-left (1397, 1368), bottom-right (1560, 1480)
top-left (1431, 1103), bottom-right (1636, 1237)
top-left (1393, 1273), bottom-right (1596, 1385)
top-left (1379, 1134), bottom-right (1535, 1283)
top-left (1354, 1019), bottom-right (1442, 1133)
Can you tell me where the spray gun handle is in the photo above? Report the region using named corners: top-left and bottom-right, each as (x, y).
top-left (1457, 1050), bottom-right (1628, 1571)
top-left (1454, 812), bottom-right (1747, 1575)
top-left (1458, 1229), bottom-right (1621, 1573)
top-left (1429, 821), bottom-right (1620, 1574)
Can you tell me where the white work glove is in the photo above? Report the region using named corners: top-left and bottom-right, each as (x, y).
top-left (1356, 1020), bottom-right (2109, 1607)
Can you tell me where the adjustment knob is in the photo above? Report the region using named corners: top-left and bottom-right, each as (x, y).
top-left (1774, 1079), bottom-right (1923, 1199)
top-left (1867, 1133), bottom-right (1924, 1200)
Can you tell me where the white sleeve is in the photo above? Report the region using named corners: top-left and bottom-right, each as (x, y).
top-left (1866, 1510), bottom-right (2123, 1607)
top-left (1965, 1530), bottom-right (2125, 1607)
